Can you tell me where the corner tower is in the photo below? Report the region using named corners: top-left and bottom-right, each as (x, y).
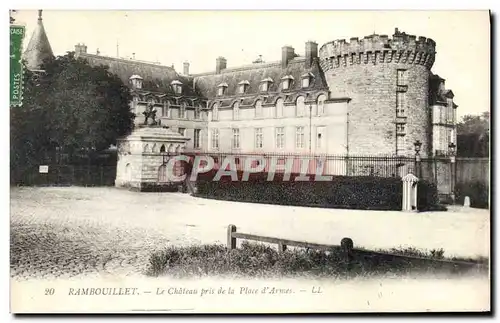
top-left (319, 28), bottom-right (436, 157)
top-left (23, 10), bottom-right (54, 72)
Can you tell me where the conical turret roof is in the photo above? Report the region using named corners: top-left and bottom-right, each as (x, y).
top-left (23, 10), bottom-right (54, 71)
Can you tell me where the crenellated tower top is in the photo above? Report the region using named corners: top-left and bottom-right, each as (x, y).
top-left (319, 28), bottom-right (436, 71)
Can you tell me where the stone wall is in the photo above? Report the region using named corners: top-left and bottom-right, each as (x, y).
top-left (319, 31), bottom-right (435, 157)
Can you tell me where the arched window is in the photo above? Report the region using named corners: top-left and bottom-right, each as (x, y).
top-left (275, 98), bottom-right (284, 118)
top-left (296, 96), bottom-right (305, 117)
top-left (124, 163), bottom-right (132, 181)
top-left (317, 94), bottom-right (326, 116)
top-left (212, 103), bottom-right (219, 121)
top-left (255, 100), bottom-right (263, 118)
top-left (143, 144), bottom-right (150, 153)
top-left (151, 143), bottom-right (158, 153)
top-left (160, 144), bottom-right (166, 153)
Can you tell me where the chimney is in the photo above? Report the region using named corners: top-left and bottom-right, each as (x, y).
top-left (216, 57), bottom-right (227, 74)
top-left (281, 46), bottom-right (295, 69)
top-left (183, 62), bottom-right (190, 75)
top-left (305, 41), bottom-right (318, 68)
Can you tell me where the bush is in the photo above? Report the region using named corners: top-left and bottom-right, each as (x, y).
top-left (194, 170), bottom-right (441, 211)
top-left (455, 181), bottom-right (489, 209)
top-left (418, 181), bottom-right (445, 211)
top-left (147, 242), bottom-right (487, 278)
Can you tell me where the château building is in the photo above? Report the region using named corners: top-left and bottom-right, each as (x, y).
top-left (24, 12), bottom-right (458, 160)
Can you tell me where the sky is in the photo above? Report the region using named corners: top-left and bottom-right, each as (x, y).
top-left (12, 10), bottom-right (490, 118)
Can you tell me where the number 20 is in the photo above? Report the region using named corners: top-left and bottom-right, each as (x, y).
top-left (45, 288), bottom-right (55, 295)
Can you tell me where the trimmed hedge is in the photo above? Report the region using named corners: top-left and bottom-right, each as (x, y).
top-left (455, 181), bottom-right (489, 209)
top-left (194, 170), bottom-right (441, 211)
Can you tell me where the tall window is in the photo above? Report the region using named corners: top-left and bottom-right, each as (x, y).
top-left (316, 126), bottom-right (325, 149)
top-left (211, 129), bottom-right (219, 149)
top-left (180, 103), bottom-right (187, 119)
top-left (163, 101), bottom-right (171, 118)
top-left (296, 126), bottom-right (305, 149)
top-left (212, 103), bottom-right (219, 121)
top-left (233, 101), bottom-right (239, 120)
top-left (275, 127), bottom-right (285, 149)
top-left (194, 105), bottom-right (201, 119)
top-left (194, 129), bottom-right (201, 148)
top-left (255, 128), bottom-right (263, 149)
top-left (396, 124), bottom-right (406, 133)
top-left (275, 98), bottom-right (284, 118)
top-left (397, 69), bottom-right (407, 86)
top-left (178, 127), bottom-right (186, 136)
top-left (232, 128), bottom-right (240, 149)
top-left (396, 135), bottom-right (407, 156)
top-left (296, 96), bottom-right (305, 117)
top-left (255, 100), bottom-right (263, 118)
top-left (396, 92), bottom-right (406, 117)
top-left (158, 165), bottom-right (168, 182)
top-left (317, 95), bottom-right (326, 116)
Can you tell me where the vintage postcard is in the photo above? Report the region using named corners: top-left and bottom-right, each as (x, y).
top-left (9, 9), bottom-right (490, 314)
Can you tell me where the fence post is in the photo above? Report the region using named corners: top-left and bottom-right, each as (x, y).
top-left (227, 224), bottom-right (237, 250)
top-left (341, 237), bottom-right (354, 264)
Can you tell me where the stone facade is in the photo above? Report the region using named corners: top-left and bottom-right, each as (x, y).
top-left (115, 126), bottom-right (190, 191)
top-left (319, 30), bottom-right (442, 157)
top-left (25, 16), bottom-right (458, 159)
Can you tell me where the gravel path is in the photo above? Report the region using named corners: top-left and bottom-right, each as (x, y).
top-left (10, 187), bottom-right (490, 280)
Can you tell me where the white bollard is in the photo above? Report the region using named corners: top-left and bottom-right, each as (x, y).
top-left (464, 196), bottom-right (471, 208)
top-left (402, 173), bottom-right (419, 212)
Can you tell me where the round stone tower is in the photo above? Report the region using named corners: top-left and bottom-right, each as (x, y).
top-left (319, 28), bottom-right (436, 157)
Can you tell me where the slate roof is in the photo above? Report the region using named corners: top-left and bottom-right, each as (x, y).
top-left (193, 57), bottom-right (329, 106)
top-left (22, 11), bottom-right (54, 71)
top-left (76, 53), bottom-right (199, 98)
top-left (429, 73), bottom-right (457, 107)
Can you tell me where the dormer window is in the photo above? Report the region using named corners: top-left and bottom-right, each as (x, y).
top-left (129, 75), bottom-right (143, 89)
top-left (301, 72), bottom-right (314, 88)
top-left (281, 75), bottom-right (294, 90)
top-left (217, 82), bottom-right (228, 96)
top-left (171, 80), bottom-right (183, 95)
top-left (260, 77), bottom-right (273, 92)
top-left (238, 80), bottom-right (250, 94)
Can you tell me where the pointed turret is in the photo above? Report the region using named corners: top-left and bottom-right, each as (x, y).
top-left (23, 10), bottom-right (54, 71)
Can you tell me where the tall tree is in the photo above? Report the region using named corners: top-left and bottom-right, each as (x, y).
top-left (456, 112), bottom-right (489, 157)
top-left (10, 53), bottom-right (134, 174)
